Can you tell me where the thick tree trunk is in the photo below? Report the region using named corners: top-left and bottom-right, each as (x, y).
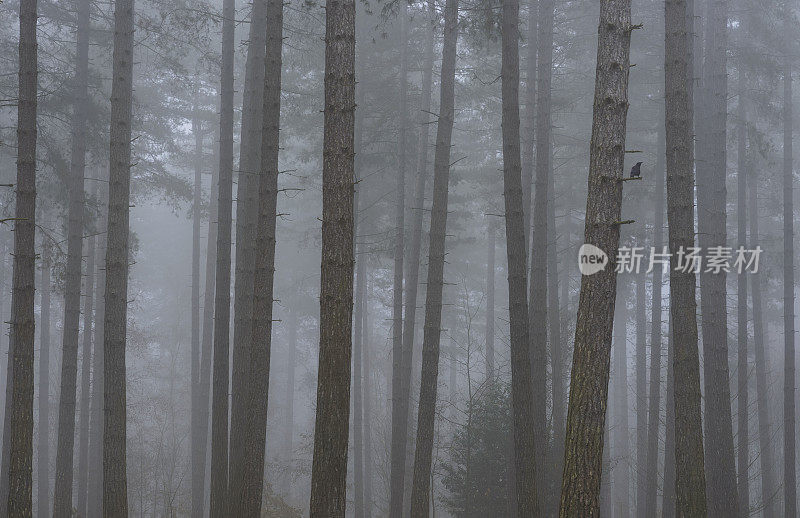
top-left (485, 222), bottom-right (495, 378)
top-left (782, 9), bottom-right (796, 516)
top-left (52, 0), bottom-right (89, 511)
top-left (6, 0), bottom-right (38, 512)
top-left (308, 0), bottom-right (356, 514)
top-left (408, 0), bottom-right (458, 514)
top-left (634, 269), bottom-right (646, 517)
top-left (190, 109), bottom-right (203, 518)
top-left (388, 8), bottom-right (409, 516)
top-left (76, 181), bottom-right (98, 518)
top-left (612, 281), bottom-right (629, 518)
top-left (665, 0), bottom-right (707, 514)
top-left (228, 0), bottom-right (268, 509)
top-left (643, 119), bottom-right (665, 518)
top-left (695, 1), bottom-right (738, 513)
top-left (36, 241), bottom-right (51, 518)
top-left (521, 0), bottom-right (537, 247)
top-left (558, 1), bottom-right (632, 514)
top-left (500, 1), bottom-right (540, 515)
top-left (102, 0), bottom-right (135, 512)
top-left (209, 0), bottom-right (234, 511)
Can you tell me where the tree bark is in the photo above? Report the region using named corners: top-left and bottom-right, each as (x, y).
top-left (558, 1), bottom-right (633, 514)
top-left (6, 0), bottom-right (38, 512)
top-left (662, 318), bottom-right (676, 517)
top-left (500, 0), bottom-right (540, 515)
top-left (665, 0), bottom-right (707, 514)
top-left (281, 309), bottom-right (297, 498)
top-left (36, 241), bottom-right (51, 518)
top-left (308, 0), bottom-right (356, 514)
top-left (409, 0), bottom-right (458, 514)
top-left (521, 0), bottom-right (537, 249)
top-left (634, 267), bottom-right (646, 517)
top-left (190, 108), bottom-right (203, 518)
top-left (612, 281), bottom-right (629, 518)
top-left (102, 0), bottom-right (135, 511)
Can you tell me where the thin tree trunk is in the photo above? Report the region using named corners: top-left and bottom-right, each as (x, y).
top-left (634, 268), bottom-right (646, 517)
top-left (389, 7), bottom-right (409, 515)
top-left (500, 0), bottom-right (540, 514)
top-left (102, 0), bottom-right (135, 511)
top-left (643, 118), bottom-right (665, 518)
top-left (353, 223), bottom-right (365, 518)
top-left (281, 309), bottom-right (297, 498)
top-left (308, 0), bottom-right (356, 513)
top-left (209, 0), bottom-right (234, 510)
top-left (52, 0), bottom-right (89, 510)
top-left (77, 180), bottom-right (98, 518)
top-left (190, 108), bottom-right (203, 518)
top-left (782, 6), bottom-right (796, 515)
top-left (521, 0), bottom-right (537, 248)
top-left (36, 241), bottom-right (51, 518)
top-left (240, 0), bottom-right (283, 511)
top-left (662, 318), bottom-right (675, 517)
top-left (409, 0), bottom-right (458, 513)
top-left (600, 407), bottom-right (611, 517)
top-left (363, 280), bottom-right (373, 518)
top-left (613, 281), bottom-right (629, 518)
top-left (665, 0), bottom-right (707, 513)
top-left (228, 0), bottom-right (268, 509)
top-left (6, 0), bottom-right (38, 511)
top-left (558, 0), bottom-right (633, 514)
top-left (485, 221), bottom-right (495, 378)
top-left (695, 0), bottom-right (738, 512)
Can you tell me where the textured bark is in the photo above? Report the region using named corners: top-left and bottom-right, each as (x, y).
top-left (190, 109), bottom-right (203, 518)
top-left (228, 0), bottom-right (268, 509)
top-left (599, 409), bottom-right (611, 517)
top-left (485, 222), bottom-right (496, 378)
top-left (521, 0), bottom-right (537, 247)
top-left (409, 0), bottom-right (458, 514)
top-left (239, 0), bottom-right (283, 511)
top-left (662, 318), bottom-right (676, 517)
top-left (77, 181), bottom-right (98, 518)
top-left (52, 0), bottom-right (88, 511)
top-left (634, 269), bottom-right (646, 517)
top-left (695, 1), bottom-right (738, 513)
top-left (36, 242), bottom-right (51, 518)
top-left (735, 64), bottom-right (749, 516)
top-left (209, 0), bottom-right (234, 511)
top-left (643, 119), bottom-right (665, 518)
top-left (782, 9), bottom-right (796, 516)
top-left (388, 8), bottom-right (409, 516)
top-left (308, 0), bottom-right (355, 514)
top-left (7, 0), bottom-right (38, 512)
top-left (103, 0), bottom-right (135, 511)
top-left (612, 282), bottom-right (629, 518)
top-left (665, 0), bottom-right (707, 514)
top-left (558, 1), bottom-right (632, 514)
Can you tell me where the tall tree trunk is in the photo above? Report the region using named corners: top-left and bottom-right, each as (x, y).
top-left (612, 281), bottom-right (629, 518)
top-left (665, 0), bottom-right (707, 514)
top-left (735, 64), bottom-right (749, 516)
top-left (209, 0), bottom-right (234, 511)
top-left (281, 309), bottom-right (297, 498)
top-left (408, 0), bottom-right (458, 513)
top-left (643, 118), bottom-right (665, 517)
top-left (662, 318), bottom-right (676, 517)
top-left (36, 241), bottom-right (51, 518)
top-left (600, 407), bottom-right (611, 517)
top-left (6, 0), bottom-right (38, 512)
top-left (363, 279), bottom-right (373, 518)
top-left (782, 6), bottom-right (796, 515)
top-left (102, 0), bottom-right (135, 511)
top-left (748, 118), bottom-right (776, 518)
top-left (52, 0), bottom-right (89, 510)
top-left (76, 181), bottom-right (98, 518)
top-left (240, 0), bottom-right (283, 511)
top-left (695, 0), bottom-right (738, 512)
top-left (228, 0), bottom-right (268, 509)
top-left (521, 0), bottom-right (537, 248)
top-left (190, 108), bottom-right (203, 518)
top-left (389, 8), bottom-right (409, 516)
top-left (485, 221), bottom-right (495, 378)
top-left (558, 0), bottom-right (633, 514)
top-left (500, 0), bottom-right (540, 515)
top-left (634, 267), bottom-right (646, 517)
top-left (308, 0), bottom-right (356, 513)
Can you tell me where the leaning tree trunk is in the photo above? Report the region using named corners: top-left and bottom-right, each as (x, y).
top-left (500, 0), bottom-right (540, 515)
top-left (190, 108), bottom-right (203, 518)
top-left (665, 0), bottom-right (707, 514)
top-left (240, 0), bottom-right (283, 511)
top-left (409, 0), bottom-right (458, 514)
top-left (76, 180), bottom-right (98, 518)
top-left (558, 0), bottom-right (633, 515)
top-left (388, 8), bottom-right (409, 516)
top-left (308, 0), bottom-right (356, 514)
top-left (6, 0), bottom-right (38, 512)
top-left (612, 281), bottom-right (629, 518)
top-left (52, 0), bottom-right (89, 511)
top-left (102, 0), bottom-right (135, 512)
top-left (782, 7), bottom-right (796, 516)
top-left (36, 240), bottom-right (51, 518)
top-left (228, 0), bottom-right (268, 510)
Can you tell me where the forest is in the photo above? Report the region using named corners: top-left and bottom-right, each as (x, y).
top-left (0, 0), bottom-right (798, 516)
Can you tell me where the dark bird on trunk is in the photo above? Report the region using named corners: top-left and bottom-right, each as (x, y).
top-left (630, 161), bottom-right (642, 178)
